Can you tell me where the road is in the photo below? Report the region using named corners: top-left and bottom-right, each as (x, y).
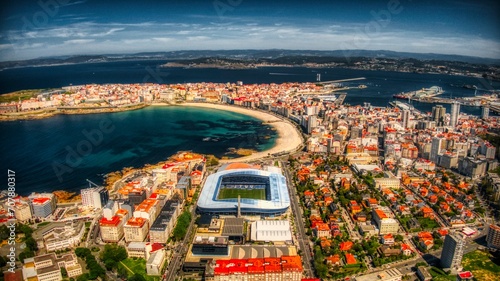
top-left (164, 205), bottom-right (197, 281)
top-left (282, 161), bottom-right (315, 278)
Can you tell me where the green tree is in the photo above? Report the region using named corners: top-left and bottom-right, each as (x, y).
top-left (75, 247), bottom-right (91, 258)
top-left (172, 211), bottom-right (192, 241)
top-left (61, 267), bottom-right (68, 278)
top-left (0, 256), bottom-right (7, 267)
top-left (395, 234), bottom-right (404, 242)
top-left (77, 273), bottom-right (89, 281)
top-left (101, 244), bottom-right (127, 265)
top-left (25, 237), bottom-right (38, 251)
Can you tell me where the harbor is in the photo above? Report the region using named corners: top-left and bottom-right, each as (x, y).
top-left (393, 86), bottom-right (500, 114)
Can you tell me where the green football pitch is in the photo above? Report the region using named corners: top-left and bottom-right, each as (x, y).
top-left (217, 187), bottom-right (266, 200)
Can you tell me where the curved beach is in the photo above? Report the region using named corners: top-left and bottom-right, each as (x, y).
top-left (182, 103), bottom-right (304, 162)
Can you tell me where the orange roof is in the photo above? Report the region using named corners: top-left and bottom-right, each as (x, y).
top-left (116, 209), bottom-right (128, 216)
top-left (340, 241), bottom-right (353, 251)
top-left (281, 255), bottom-right (303, 272)
top-left (100, 216), bottom-right (121, 227)
top-left (32, 197), bottom-right (50, 204)
top-left (135, 199), bottom-right (157, 213)
top-left (375, 209), bottom-right (388, 219)
top-left (345, 253), bottom-right (357, 264)
top-left (326, 254), bottom-right (340, 264)
top-left (126, 217), bottom-right (146, 227)
top-left (421, 207), bottom-right (433, 213)
top-left (418, 231), bottom-right (433, 239)
top-left (316, 223), bottom-right (330, 231)
top-left (401, 243), bottom-right (412, 251)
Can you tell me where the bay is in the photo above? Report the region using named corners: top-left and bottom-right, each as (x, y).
top-left (0, 106), bottom-right (277, 195)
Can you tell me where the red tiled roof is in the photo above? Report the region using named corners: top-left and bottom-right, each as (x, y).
top-left (340, 241), bottom-right (353, 251)
top-left (99, 216), bottom-right (121, 227)
top-left (345, 253), bottom-right (357, 264)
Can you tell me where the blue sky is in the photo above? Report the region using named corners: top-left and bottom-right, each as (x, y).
top-left (0, 0), bottom-right (499, 61)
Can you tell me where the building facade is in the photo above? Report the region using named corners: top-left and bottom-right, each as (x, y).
top-left (486, 224), bottom-right (500, 249)
top-left (28, 193), bottom-right (57, 218)
top-left (81, 186), bottom-right (109, 209)
top-left (440, 233), bottom-right (465, 272)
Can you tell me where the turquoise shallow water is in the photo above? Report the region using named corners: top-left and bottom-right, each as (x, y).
top-left (0, 106), bottom-right (277, 195)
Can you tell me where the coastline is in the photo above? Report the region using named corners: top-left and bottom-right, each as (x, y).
top-left (0, 103), bottom-right (148, 122)
top-left (181, 102), bottom-right (304, 162)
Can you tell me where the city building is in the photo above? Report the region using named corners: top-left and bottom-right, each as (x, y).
top-left (149, 195), bottom-right (183, 244)
top-left (416, 266), bottom-right (432, 281)
top-left (22, 253), bottom-right (82, 281)
top-left (372, 209), bottom-right (399, 235)
top-left (13, 202), bottom-right (32, 222)
top-left (458, 157), bottom-right (487, 179)
top-left (482, 106), bottom-right (490, 120)
top-left (128, 189), bottom-right (147, 207)
top-left (133, 198), bottom-right (160, 222)
top-left (100, 204), bottom-right (130, 243)
top-left (192, 236), bottom-right (229, 256)
top-left (440, 232), bottom-right (465, 273)
top-left (432, 105), bottom-right (446, 126)
top-left (402, 109), bottom-right (411, 129)
top-left (146, 249), bottom-right (167, 276)
top-left (81, 186), bottom-right (109, 209)
top-left (250, 220), bottom-right (292, 242)
top-left (126, 242), bottom-right (164, 264)
top-left (32, 221), bottom-right (85, 252)
top-left (206, 256), bottom-right (303, 281)
top-left (28, 193), bottom-right (57, 218)
top-left (430, 137), bottom-right (443, 163)
top-left (123, 217), bottom-right (149, 242)
top-left (486, 224), bottom-right (500, 249)
top-left (450, 101), bottom-right (460, 128)
top-left (374, 172), bottom-right (401, 190)
top-left (197, 163), bottom-right (290, 216)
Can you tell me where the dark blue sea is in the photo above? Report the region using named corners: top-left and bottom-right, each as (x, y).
top-left (1, 60), bottom-right (499, 195)
top-left (0, 106), bottom-right (276, 195)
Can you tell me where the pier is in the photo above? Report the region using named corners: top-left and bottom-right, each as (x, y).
top-left (319, 77), bottom-right (366, 85)
top-left (334, 94), bottom-right (347, 105)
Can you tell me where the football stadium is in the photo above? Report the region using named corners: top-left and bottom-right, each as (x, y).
top-left (197, 163), bottom-right (290, 216)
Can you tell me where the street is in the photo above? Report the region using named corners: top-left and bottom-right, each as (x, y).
top-left (282, 161), bottom-right (315, 278)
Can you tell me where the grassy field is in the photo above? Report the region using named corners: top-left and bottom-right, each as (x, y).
top-left (217, 187), bottom-right (266, 200)
top-left (0, 90), bottom-right (41, 103)
top-left (428, 267), bottom-right (455, 281)
top-left (118, 258), bottom-right (160, 281)
top-left (462, 250), bottom-right (500, 281)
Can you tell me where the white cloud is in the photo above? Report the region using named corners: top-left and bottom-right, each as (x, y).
top-left (1, 20), bottom-right (499, 61)
top-left (63, 39), bottom-right (95, 44)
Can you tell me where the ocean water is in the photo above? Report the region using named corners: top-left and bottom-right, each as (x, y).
top-left (0, 106), bottom-right (277, 195)
top-left (1, 60), bottom-right (498, 115)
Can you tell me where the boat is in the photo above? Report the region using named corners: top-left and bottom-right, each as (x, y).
top-left (202, 137), bottom-right (211, 141)
top-left (393, 94), bottom-right (408, 100)
top-left (462, 84), bottom-right (477, 90)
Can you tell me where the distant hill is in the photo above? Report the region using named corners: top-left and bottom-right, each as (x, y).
top-left (1, 49), bottom-right (498, 70)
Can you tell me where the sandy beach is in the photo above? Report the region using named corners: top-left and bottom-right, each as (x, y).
top-left (182, 103), bottom-right (304, 162)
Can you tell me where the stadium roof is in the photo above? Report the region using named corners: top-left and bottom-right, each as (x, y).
top-left (197, 168), bottom-right (290, 215)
